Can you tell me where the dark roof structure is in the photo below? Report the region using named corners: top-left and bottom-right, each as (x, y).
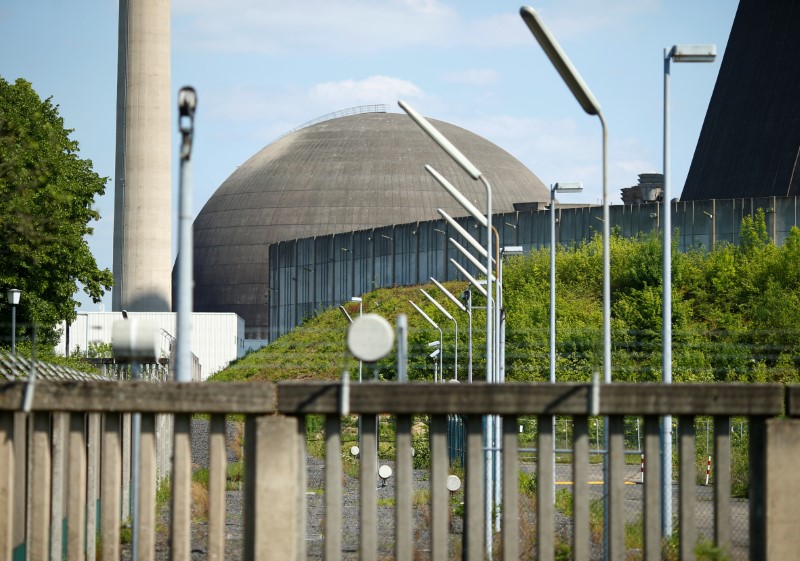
top-left (188, 110), bottom-right (550, 338)
top-left (681, 0), bottom-right (800, 200)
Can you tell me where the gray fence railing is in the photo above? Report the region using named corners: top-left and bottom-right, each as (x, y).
top-left (3, 380), bottom-right (800, 560)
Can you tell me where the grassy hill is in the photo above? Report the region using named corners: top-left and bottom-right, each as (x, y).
top-left (211, 213), bottom-right (800, 386)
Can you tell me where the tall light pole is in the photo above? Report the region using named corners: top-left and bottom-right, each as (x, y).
top-left (409, 300), bottom-right (443, 382)
top-left (662, 43), bottom-right (716, 539)
top-left (7, 289), bottom-right (21, 356)
top-left (549, 183), bottom-right (582, 386)
top-left (176, 86), bottom-right (197, 383)
top-left (421, 289), bottom-right (458, 380)
top-left (520, 3), bottom-right (609, 388)
top-left (430, 277), bottom-right (470, 382)
top-left (520, 6), bottom-right (611, 556)
top-left (548, 183), bottom-right (582, 505)
top-left (398, 104), bottom-right (494, 391)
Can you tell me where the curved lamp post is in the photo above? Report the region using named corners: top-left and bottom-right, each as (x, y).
top-left (409, 300), bottom-right (443, 382)
top-left (7, 289), bottom-right (21, 356)
top-left (430, 277), bottom-right (471, 382)
top-left (398, 102), bottom-right (494, 388)
top-left (662, 43), bottom-right (716, 540)
top-left (520, 7), bottom-right (611, 557)
top-left (421, 289), bottom-right (458, 381)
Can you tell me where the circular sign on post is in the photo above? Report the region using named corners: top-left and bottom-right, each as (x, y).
top-left (378, 464), bottom-right (393, 480)
top-left (446, 474), bottom-right (462, 492)
top-left (347, 314), bottom-right (395, 363)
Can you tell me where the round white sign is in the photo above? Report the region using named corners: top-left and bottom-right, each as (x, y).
top-left (347, 314), bottom-right (395, 362)
top-left (378, 464), bottom-right (393, 480)
top-left (446, 474), bottom-right (462, 492)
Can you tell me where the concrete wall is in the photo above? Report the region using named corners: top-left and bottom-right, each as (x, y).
top-left (269, 196), bottom-right (800, 341)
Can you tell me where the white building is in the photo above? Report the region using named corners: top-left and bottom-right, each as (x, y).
top-left (57, 312), bottom-right (246, 381)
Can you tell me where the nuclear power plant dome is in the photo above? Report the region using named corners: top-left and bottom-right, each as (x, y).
top-left (189, 107), bottom-right (550, 339)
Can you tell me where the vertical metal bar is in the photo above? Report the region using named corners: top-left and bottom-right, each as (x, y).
top-left (360, 414), bottom-right (377, 561)
top-left (464, 415), bottom-right (484, 560)
top-left (207, 414), bottom-right (226, 561)
top-left (431, 414), bottom-right (448, 561)
top-left (0, 411), bottom-right (14, 561)
top-left (66, 413), bottom-right (87, 561)
top-left (608, 415), bottom-right (625, 560)
top-left (679, 416), bottom-right (696, 561)
top-left (572, 416), bottom-right (589, 561)
top-left (137, 413), bottom-right (156, 561)
top-left (713, 416), bottom-right (731, 553)
top-left (644, 415), bottom-right (661, 561)
top-left (324, 415), bottom-right (342, 561)
top-left (537, 415), bottom-right (554, 561)
top-left (171, 414), bottom-right (192, 561)
top-left (101, 413), bottom-right (121, 561)
top-left (395, 415), bottom-right (412, 561)
top-left (749, 417), bottom-right (767, 561)
top-left (501, 416), bottom-right (518, 560)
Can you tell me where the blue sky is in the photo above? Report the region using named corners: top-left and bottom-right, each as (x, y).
top-left (0, 0), bottom-right (738, 311)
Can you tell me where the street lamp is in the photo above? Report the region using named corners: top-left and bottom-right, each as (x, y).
top-left (421, 289), bottom-right (458, 381)
top-left (662, 43), bottom-right (716, 539)
top-left (549, 183), bottom-right (582, 386)
top-left (548, 183), bottom-right (582, 505)
top-left (7, 289), bottom-right (21, 356)
top-left (409, 300), bottom-right (443, 383)
top-left (520, 3), bottom-right (609, 387)
top-left (351, 296), bottom-right (364, 382)
top-left (430, 277), bottom-right (471, 382)
top-left (398, 102), bottom-right (494, 390)
top-left (520, 7), bottom-right (611, 555)
top-left (498, 245), bottom-right (523, 382)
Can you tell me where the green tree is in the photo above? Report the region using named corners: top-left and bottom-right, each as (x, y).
top-left (0, 77), bottom-right (113, 343)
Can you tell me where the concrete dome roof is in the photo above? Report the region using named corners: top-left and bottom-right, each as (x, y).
top-left (190, 110), bottom-right (549, 338)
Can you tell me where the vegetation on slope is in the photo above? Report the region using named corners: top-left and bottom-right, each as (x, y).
top-left (211, 210), bottom-right (800, 385)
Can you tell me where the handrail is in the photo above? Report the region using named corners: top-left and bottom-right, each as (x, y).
top-left (269, 104), bottom-right (390, 145)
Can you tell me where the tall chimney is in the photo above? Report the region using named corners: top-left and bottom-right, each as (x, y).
top-left (113, 0), bottom-right (172, 312)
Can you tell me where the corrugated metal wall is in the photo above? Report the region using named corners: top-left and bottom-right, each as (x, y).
top-left (269, 196), bottom-right (800, 341)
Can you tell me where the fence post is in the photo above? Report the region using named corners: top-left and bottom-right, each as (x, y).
top-left (765, 418), bottom-right (800, 560)
top-left (0, 411), bottom-right (13, 560)
top-left (243, 415), bottom-right (301, 560)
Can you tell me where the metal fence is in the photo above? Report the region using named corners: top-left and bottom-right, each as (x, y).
top-left (269, 195), bottom-right (800, 340)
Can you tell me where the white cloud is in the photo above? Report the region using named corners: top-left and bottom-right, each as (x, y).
top-left (309, 76), bottom-right (424, 105)
top-left (442, 68), bottom-right (498, 86)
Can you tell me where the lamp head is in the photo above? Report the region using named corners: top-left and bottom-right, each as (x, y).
top-left (398, 100), bottom-right (482, 180)
top-left (553, 182), bottom-right (584, 194)
top-left (6, 289), bottom-right (21, 306)
top-left (520, 6), bottom-right (601, 116)
top-left (668, 44), bottom-right (717, 63)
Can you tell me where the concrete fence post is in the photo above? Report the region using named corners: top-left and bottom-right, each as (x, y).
top-left (766, 418), bottom-right (800, 560)
top-left (243, 415), bottom-right (301, 560)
